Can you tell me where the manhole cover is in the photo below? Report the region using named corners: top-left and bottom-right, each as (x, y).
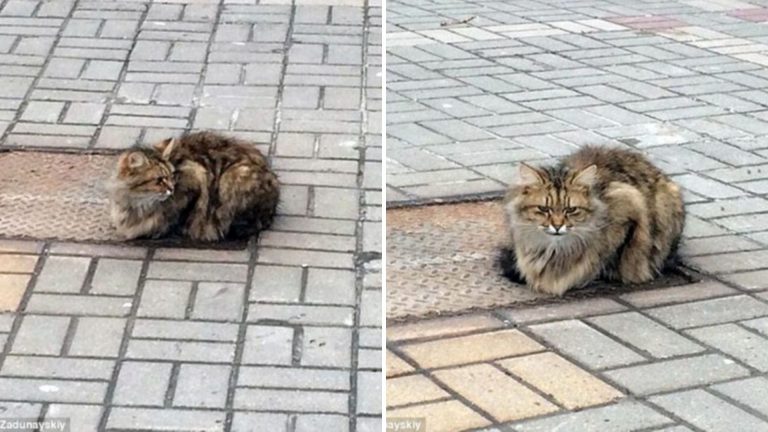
top-left (0, 151), bottom-right (251, 249)
top-left (387, 201), bottom-right (698, 322)
top-left (0, 151), bottom-right (116, 241)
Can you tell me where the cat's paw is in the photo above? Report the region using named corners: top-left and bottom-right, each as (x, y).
top-left (185, 223), bottom-right (222, 242)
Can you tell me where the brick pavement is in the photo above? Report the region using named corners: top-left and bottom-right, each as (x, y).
top-left (387, 0), bottom-right (768, 430)
top-left (0, 0), bottom-right (381, 431)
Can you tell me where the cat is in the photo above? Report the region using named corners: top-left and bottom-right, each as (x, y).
top-left (109, 131), bottom-right (280, 242)
top-left (500, 146), bottom-right (685, 296)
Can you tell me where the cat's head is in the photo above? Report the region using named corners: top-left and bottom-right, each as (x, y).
top-left (505, 162), bottom-right (602, 237)
top-left (114, 147), bottom-right (176, 200)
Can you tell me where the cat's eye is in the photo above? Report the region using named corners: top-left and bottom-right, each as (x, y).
top-left (565, 207), bottom-right (577, 214)
top-left (537, 206), bottom-right (550, 213)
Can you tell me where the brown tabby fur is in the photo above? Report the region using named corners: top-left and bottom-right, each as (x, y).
top-left (109, 131), bottom-right (279, 241)
top-left (501, 146), bottom-right (685, 296)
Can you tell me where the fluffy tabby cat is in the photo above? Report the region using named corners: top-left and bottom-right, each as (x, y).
top-left (109, 131), bottom-right (279, 241)
top-left (500, 146), bottom-right (685, 296)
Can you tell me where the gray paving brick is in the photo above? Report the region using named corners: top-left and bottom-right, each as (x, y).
top-left (234, 388), bottom-right (348, 413)
top-left (529, 320), bottom-right (645, 369)
top-left (190, 282), bottom-right (245, 322)
top-left (296, 415), bottom-right (349, 432)
top-left (0, 378), bottom-right (106, 403)
top-left (302, 327), bottom-right (352, 368)
top-left (68, 317), bottom-right (126, 358)
top-left (89, 259), bottom-right (141, 296)
top-left (606, 354), bottom-right (749, 395)
top-left (11, 315), bottom-right (69, 355)
top-left (112, 361), bottom-right (172, 407)
top-left (712, 377), bottom-right (768, 418)
top-left (173, 364), bottom-right (230, 408)
top-left (588, 312), bottom-right (704, 359)
top-left (647, 295), bottom-right (768, 329)
top-left (107, 408), bottom-right (225, 432)
top-left (238, 366), bottom-right (349, 390)
top-left (249, 304), bottom-right (354, 326)
top-left (687, 323), bottom-right (768, 371)
top-left (34, 256), bottom-right (90, 293)
top-left (45, 404), bottom-right (101, 432)
top-left (25, 293), bottom-right (130, 317)
top-left (305, 268), bottom-right (356, 305)
top-left (510, 400), bottom-right (672, 432)
top-left (650, 389), bottom-right (768, 432)
top-left (250, 265), bottom-right (302, 303)
top-left (1, 356), bottom-right (114, 380)
top-left (138, 280), bottom-right (191, 319)
top-left (132, 319), bottom-right (237, 342)
top-left (242, 325), bottom-right (294, 366)
top-left (126, 340), bottom-right (235, 363)
top-left (147, 261), bottom-right (248, 282)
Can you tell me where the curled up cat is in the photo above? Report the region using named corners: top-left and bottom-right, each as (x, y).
top-left (500, 146), bottom-right (685, 296)
top-left (109, 131), bottom-right (280, 242)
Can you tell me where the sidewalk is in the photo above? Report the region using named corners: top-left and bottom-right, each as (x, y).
top-left (0, 0), bottom-right (381, 431)
top-left (387, 0), bottom-right (768, 430)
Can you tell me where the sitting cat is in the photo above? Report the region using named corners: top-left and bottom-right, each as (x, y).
top-left (500, 146), bottom-right (684, 296)
top-left (109, 131), bottom-right (280, 241)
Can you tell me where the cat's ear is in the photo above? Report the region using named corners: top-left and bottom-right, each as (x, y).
top-left (571, 164), bottom-right (597, 187)
top-left (516, 163), bottom-right (545, 186)
top-left (154, 137), bottom-right (178, 159)
top-left (121, 151), bottom-right (147, 170)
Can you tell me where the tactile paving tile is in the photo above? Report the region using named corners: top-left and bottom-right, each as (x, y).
top-left (386, 201), bottom-right (698, 322)
top-left (0, 151), bottom-right (116, 241)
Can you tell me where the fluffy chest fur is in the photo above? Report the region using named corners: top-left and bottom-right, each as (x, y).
top-left (501, 146), bottom-right (685, 296)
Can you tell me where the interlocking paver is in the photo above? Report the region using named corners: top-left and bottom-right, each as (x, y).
top-left (0, 2), bottom-right (380, 430)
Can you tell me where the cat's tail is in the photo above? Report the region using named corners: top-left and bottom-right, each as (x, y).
top-left (498, 246), bottom-right (527, 285)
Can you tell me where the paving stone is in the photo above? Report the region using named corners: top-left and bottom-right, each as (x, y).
top-left (712, 376), bottom-right (768, 417)
top-left (138, 280), bottom-right (191, 319)
top-left (301, 326), bottom-right (352, 368)
top-left (234, 388), bottom-right (348, 413)
top-left (605, 354), bottom-right (750, 395)
top-left (587, 312), bottom-right (704, 358)
top-left (529, 320), bottom-right (645, 369)
top-left (89, 259), bottom-right (141, 296)
top-left (400, 329), bottom-right (543, 369)
top-left (0, 273), bottom-right (29, 312)
top-left (510, 400), bottom-right (672, 432)
top-left (112, 361), bottom-right (172, 407)
top-left (11, 315), bottom-right (69, 355)
top-left (0, 254), bottom-right (39, 273)
top-left (388, 314), bottom-right (503, 342)
top-left (0, 378), bottom-right (106, 404)
top-left (502, 298), bottom-right (626, 324)
top-left (173, 364), bottom-right (230, 408)
top-left (68, 317), bottom-right (126, 358)
top-left (433, 364), bottom-right (557, 422)
top-left (497, 352), bottom-right (623, 409)
top-left (107, 408), bottom-right (225, 432)
top-left (25, 293), bottom-right (131, 317)
top-left (388, 400), bottom-right (488, 432)
top-left (650, 389), bottom-right (768, 432)
top-left (239, 366), bottom-right (349, 391)
top-left (147, 261), bottom-right (248, 282)
top-left (387, 374), bottom-right (449, 408)
top-left (242, 325), bottom-right (294, 366)
top-left (132, 319), bottom-right (238, 342)
top-left (1, 356), bottom-right (114, 380)
top-left (191, 282), bottom-right (245, 322)
top-left (686, 323), bottom-right (768, 371)
top-left (646, 295), bottom-right (768, 329)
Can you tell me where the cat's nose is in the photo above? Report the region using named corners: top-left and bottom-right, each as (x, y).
top-left (550, 223), bottom-right (566, 234)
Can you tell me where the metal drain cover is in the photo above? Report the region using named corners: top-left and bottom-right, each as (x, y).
top-left (0, 151), bottom-right (116, 241)
top-left (386, 201), bottom-right (697, 322)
